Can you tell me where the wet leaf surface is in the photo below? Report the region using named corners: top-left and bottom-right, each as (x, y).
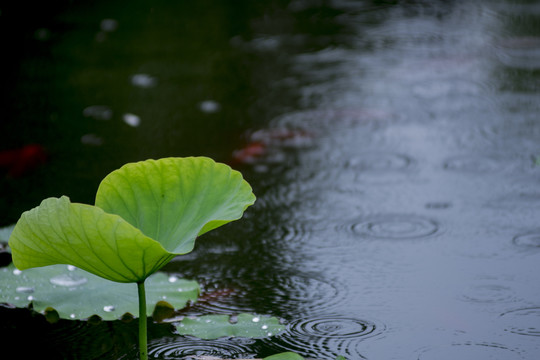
top-left (0, 263), bottom-right (199, 321)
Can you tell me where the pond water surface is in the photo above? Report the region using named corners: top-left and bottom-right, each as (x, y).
top-left (1, 1), bottom-right (540, 359)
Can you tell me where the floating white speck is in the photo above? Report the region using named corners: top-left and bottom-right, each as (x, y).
top-left (168, 275), bottom-right (178, 283)
top-left (199, 100), bottom-right (221, 113)
top-left (81, 133), bottom-right (104, 146)
top-left (67, 265), bottom-right (76, 271)
top-left (13, 269), bottom-right (22, 275)
top-left (131, 74), bottom-right (157, 88)
top-left (123, 113), bottom-right (141, 127)
top-left (70, 314), bottom-right (76, 319)
top-left (27, 295), bottom-right (34, 301)
top-left (252, 316), bottom-right (260, 323)
top-left (262, 325), bottom-right (268, 330)
top-left (83, 105), bottom-right (112, 121)
top-left (100, 19), bottom-right (118, 32)
top-left (103, 305), bottom-right (115, 312)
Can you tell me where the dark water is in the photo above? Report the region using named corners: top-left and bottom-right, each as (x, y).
top-left (1, 0), bottom-right (540, 359)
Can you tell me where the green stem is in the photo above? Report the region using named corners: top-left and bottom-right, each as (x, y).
top-left (137, 280), bottom-right (148, 360)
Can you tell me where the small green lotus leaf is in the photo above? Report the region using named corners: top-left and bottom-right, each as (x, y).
top-left (8, 196), bottom-right (175, 283)
top-left (95, 157), bottom-right (256, 254)
top-left (263, 353), bottom-right (306, 360)
top-left (175, 313), bottom-right (285, 339)
top-left (0, 263), bottom-right (199, 321)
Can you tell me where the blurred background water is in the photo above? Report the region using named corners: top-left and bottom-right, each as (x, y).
top-left (1, 0), bottom-right (540, 359)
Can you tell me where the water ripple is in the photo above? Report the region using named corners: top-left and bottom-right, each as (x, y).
top-left (148, 336), bottom-right (256, 359)
top-left (263, 315), bottom-right (384, 359)
top-left (341, 214), bottom-right (441, 240)
top-left (344, 152), bottom-right (417, 184)
top-left (442, 154), bottom-right (510, 173)
top-left (513, 233), bottom-right (540, 249)
top-left (460, 284), bottom-right (518, 304)
top-left (184, 272), bottom-right (347, 317)
top-left (499, 307), bottom-right (540, 337)
top-left (416, 342), bottom-right (523, 360)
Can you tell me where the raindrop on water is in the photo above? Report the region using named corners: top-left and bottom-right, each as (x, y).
top-left (513, 233), bottom-right (540, 248)
top-left (345, 214), bottom-right (440, 240)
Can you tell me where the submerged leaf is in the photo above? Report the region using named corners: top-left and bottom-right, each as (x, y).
top-left (175, 313), bottom-right (285, 339)
top-left (263, 353), bottom-right (305, 360)
top-left (8, 157), bottom-right (255, 283)
top-left (0, 263), bottom-right (199, 321)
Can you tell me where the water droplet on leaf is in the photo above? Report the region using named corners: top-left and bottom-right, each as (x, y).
top-left (16, 286), bottom-right (34, 294)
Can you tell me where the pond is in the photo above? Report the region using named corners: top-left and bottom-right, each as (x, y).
top-left (1, 0), bottom-right (540, 359)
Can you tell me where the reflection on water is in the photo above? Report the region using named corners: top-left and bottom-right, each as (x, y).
top-left (1, 0), bottom-right (540, 359)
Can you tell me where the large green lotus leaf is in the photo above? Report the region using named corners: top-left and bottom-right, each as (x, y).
top-left (8, 196), bottom-right (174, 283)
top-left (0, 263), bottom-right (199, 321)
top-left (175, 313), bottom-right (285, 339)
top-left (95, 157), bottom-right (256, 253)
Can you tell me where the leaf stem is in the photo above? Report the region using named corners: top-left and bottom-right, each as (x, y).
top-left (137, 280), bottom-right (148, 360)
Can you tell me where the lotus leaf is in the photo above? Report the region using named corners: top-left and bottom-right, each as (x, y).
top-left (176, 313), bottom-right (285, 339)
top-left (0, 263), bottom-right (199, 321)
top-left (8, 157), bottom-right (255, 283)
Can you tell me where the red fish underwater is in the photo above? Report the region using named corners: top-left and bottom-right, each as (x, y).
top-left (0, 144), bottom-right (47, 177)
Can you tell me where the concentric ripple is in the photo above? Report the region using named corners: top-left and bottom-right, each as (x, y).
top-left (417, 342), bottom-right (523, 360)
top-left (180, 272), bottom-right (346, 317)
top-left (460, 284), bottom-right (517, 304)
top-left (344, 152), bottom-right (417, 184)
top-left (263, 315), bottom-right (383, 359)
top-left (499, 307), bottom-right (540, 337)
top-left (345, 214), bottom-right (441, 240)
top-left (289, 316), bottom-right (379, 339)
top-left (148, 336), bottom-right (256, 359)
